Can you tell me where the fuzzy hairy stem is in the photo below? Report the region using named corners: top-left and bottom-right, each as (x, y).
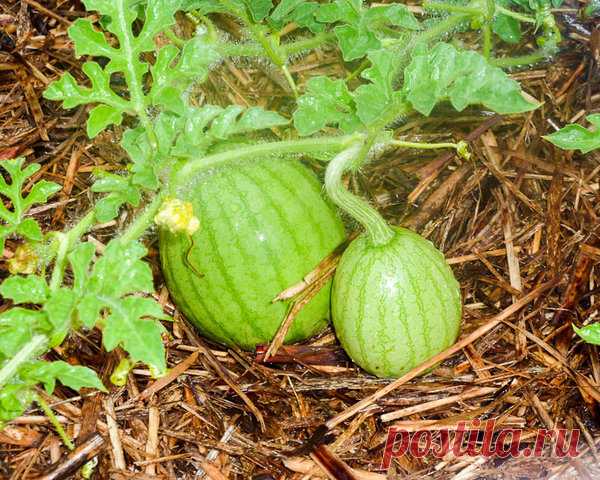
top-left (325, 144), bottom-right (394, 247)
top-left (49, 233), bottom-right (69, 291)
top-left (390, 140), bottom-right (461, 150)
top-left (120, 193), bottom-right (166, 244)
top-left (47, 210), bottom-right (96, 291)
top-left (176, 134), bottom-right (364, 181)
top-left (35, 394), bottom-right (75, 450)
top-left (218, 31), bottom-right (334, 58)
top-left (491, 51), bottom-right (549, 67)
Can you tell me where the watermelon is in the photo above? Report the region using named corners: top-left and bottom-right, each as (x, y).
top-left (331, 227), bottom-right (461, 378)
top-left (159, 158), bottom-right (346, 350)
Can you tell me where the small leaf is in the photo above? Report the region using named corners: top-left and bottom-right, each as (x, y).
top-left (364, 5), bottom-right (420, 31)
top-left (149, 37), bottom-right (220, 113)
top-left (73, 240), bottom-right (156, 328)
top-left (87, 105), bottom-right (124, 138)
top-left (293, 76), bottom-right (360, 135)
top-left (102, 297), bottom-right (168, 376)
top-left (209, 105), bottom-right (244, 139)
top-left (353, 49), bottom-right (406, 124)
top-left (493, 14), bottom-right (522, 44)
top-left (315, 0), bottom-right (361, 24)
top-left (171, 105), bottom-right (288, 157)
top-left (244, 0), bottom-right (273, 21)
top-left (0, 384), bottom-right (35, 423)
top-left (543, 114), bottom-right (600, 153)
top-left (182, 0), bottom-right (230, 14)
top-left (121, 126), bottom-right (164, 190)
top-left (574, 323), bottom-right (600, 345)
top-left (0, 275), bottom-right (48, 304)
top-left (44, 289), bottom-right (78, 347)
top-left (334, 24), bottom-right (379, 61)
top-left (316, 1), bottom-right (419, 61)
top-left (25, 180), bottom-right (62, 207)
top-left (68, 18), bottom-right (116, 60)
top-left (91, 172), bottom-right (141, 222)
top-left (0, 158), bottom-right (60, 250)
top-left (89, 240), bottom-right (154, 297)
top-left (16, 219), bottom-right (43, 242)
top-left (0, 308), bottom-right (49, 358)
top-left (20, 360), bottom-right (106, 394)
top-left (231, 107), bottom-right (289, 134)
top-left (269, 0), bottom-right (324, 32)
top-left (208, 105), bottom-right (288, 139)
top-left (270, 0), bottom-right (304, 22)
top-left (68, 242), bottom-right (96, 293)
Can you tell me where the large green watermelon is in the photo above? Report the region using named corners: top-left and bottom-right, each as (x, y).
top-left (160, 158), bottom-right (346, 350)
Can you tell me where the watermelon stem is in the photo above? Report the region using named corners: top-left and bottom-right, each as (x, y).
top-left (325, 144), bottom-right (395, 246)
top-left (177, 134), bottom-right (363, 180)
top-left (121, 192), bottom-right (166, 243)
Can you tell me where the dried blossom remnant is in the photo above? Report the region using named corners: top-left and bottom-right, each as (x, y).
top-left (8, 243), bottom-right (39, 274)
top-left (154, 197), bottom-right (200, 236)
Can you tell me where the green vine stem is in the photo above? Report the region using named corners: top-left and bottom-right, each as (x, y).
top-left (491, 51), bottom-right (549, 67)
top-left (424, 1), bottom-right (536, 24)
top-left (217, 0), bottom-right (299, 95)
top-left (47, 210), bottom-right (96, 290)
top-left (120, 193), bottom-right (166, 243)
top-left (390, 140), bottom-right (454, 149)
top-left (35, 393), bottom-right (74, 450)
top-left (495, 5), bottom-right (536, 23)
top-left (390, 139), bottom-right (469, 158)
top-left (423, 2), bottom-right (481, 15)
top-left (0, 334), bottom-right (48, 391)
top-left (114, 0), bottom-right (156, 147)
top-left (49, 233), bottom-right (69, 291)
top-left (176, 134), bottom-right (364, 181)
top-left (325, 143), bottom-right (395, 246)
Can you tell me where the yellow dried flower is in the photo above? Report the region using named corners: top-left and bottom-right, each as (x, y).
top-left (8, 243), bottom-right (39, 274)
top-left (154, 197), bottom-right (200, 236)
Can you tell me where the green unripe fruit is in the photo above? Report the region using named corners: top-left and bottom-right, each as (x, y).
top-left (331, 227), bottom-right (461, 378)
top-left (159, 158), bottom-right (346, 350)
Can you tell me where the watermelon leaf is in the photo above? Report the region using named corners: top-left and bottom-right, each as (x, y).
top-left (403, 42), bottom-right (538, 116)
top-left (0, 158), bottom-right (61, 253)
top-left (293, 76), bottom-right (360, 136)
top-left (574, 323), bottom-right (600, 345)
top-left (543, 114), bottom-right (600, 153)
top-left (19, 360), bottom-right (106, 394)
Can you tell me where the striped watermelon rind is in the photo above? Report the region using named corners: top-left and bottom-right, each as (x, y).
top-left (159, 158), bottom-right (346, 350)
top-left (331, 227), bottom-right (462, 378)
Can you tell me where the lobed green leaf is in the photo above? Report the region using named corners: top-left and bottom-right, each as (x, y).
top-left (91, 172), bottom-right (142, 222)
top-left (0, 275), bottom-right (48, 305)
top-left (0, 384), bottom-right (35, 423)
top-left (19, 360), bottom-right (106, 394)
top-left (0, 309), bottom-right (48, 358)
top-left (67, 240), bottom-right (168, 375)
top-left (403, 42), bottom-right (538, 116)
top-left (293, 77), bottom-right (360, 136)
top-left (316, 0), bottom-right (420, 60)
top-left (0, 158), bottom-right (61, 252)
top-left (353, 49), bottom-right (406, 125)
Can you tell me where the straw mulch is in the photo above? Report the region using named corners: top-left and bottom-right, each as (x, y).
top-left (1, 1), bottom-right (599, 479)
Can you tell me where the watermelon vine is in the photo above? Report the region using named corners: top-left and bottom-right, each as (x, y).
top-left (0, 0), bottom-right (560, 447)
